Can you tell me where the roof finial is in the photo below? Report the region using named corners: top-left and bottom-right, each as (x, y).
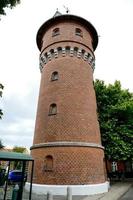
top-left (53, 9), bottom-right (62, 17)
top-left (63, 5), bottom-right (70, 14)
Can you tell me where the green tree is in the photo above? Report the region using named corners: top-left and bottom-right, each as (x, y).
top-left (0, 0), bottom-right (20, 16)
top-left (0, 84), bottom-right (4, 150)
top-left (12, 146), bottom-right (27, 169)
top-left (12, 146), bottom-right (27, 153)
top-left (94, 79), bottom-right (133, 161)
top-left (0, 83), bottom-right (4, 119)
top-left (0, 140), bottom-right (4, 149)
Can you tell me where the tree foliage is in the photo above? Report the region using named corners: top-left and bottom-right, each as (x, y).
top-left (0, 140), bottom-right (4, 149)
top-left (0, 83), bottom-right (4, 119)
top-left (0, 84), bottom-right (4, 149)
top-left (12, 146), bottom-right (27, 153)
top-left (0, 0), bottom-right (20, 15)
top-left (12, 146), bottom-right (27, 169)
top-left (94, 80), bottom-right (133, 161)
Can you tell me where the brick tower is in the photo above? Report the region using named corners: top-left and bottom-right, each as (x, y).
top-left (30, 12), bottom-right (108, 195)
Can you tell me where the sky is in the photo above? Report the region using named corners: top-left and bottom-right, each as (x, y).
top-left (0, 0), bottom-right (133, 149)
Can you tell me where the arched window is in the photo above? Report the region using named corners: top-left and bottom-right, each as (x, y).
top-left (50, 49), bottom-right (54, 59)
top-left (75, 28), bottom-right (83, 37)
top-left (51, 71), bottom-right (59, 81)
top-left (66, 46), bottom-right (70, 55)
top-left (57, 47), bottom-right (62, 54)
top-left (81, 49), bottom-right (85, 58)
top-left (49, 103), bottom-right (57, 115)
top-left (52, 28), bottom-right (60, 37)
top-left (44, 155), bottom-right (53, 171)
top-left (74, 47), bottom-right (78, 56)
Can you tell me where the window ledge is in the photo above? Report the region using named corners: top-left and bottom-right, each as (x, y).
top-left (51, 79), bottom-right (58, 81)
top-left (44, 169), bottom-right (53, 172)
top-left (52, 33), bottom-right (60, 37)
top-left (48, 113), bottom-right (57, 116)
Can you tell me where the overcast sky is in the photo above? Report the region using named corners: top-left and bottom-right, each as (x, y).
top-left (0, 0), bottom-right (133, 149)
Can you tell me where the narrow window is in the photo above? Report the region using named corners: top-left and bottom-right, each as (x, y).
top-left (66, 46), bottom-right (70, 55)
top-left (74, 47), bottom-right (78, 56)
top-left (57, 47), bottom-right (62, 54)
top-left (44, 155), bottom-right (53, 171)
top-left (51, 71), bottom-right (59, 81)
top-left (75, 28), bottom-right (83, 37)
top-left (49, 103), bottom-right (57, 115)
top-left (52, 28), bottom-right (60, 37)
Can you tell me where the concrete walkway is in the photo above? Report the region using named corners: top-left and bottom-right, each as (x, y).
top-left (23, 181), bottom-right (133, 200)
top-left (82, 181), bottom-right (132, 200)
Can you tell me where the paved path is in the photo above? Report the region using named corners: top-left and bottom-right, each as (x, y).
top-left (119, 185), bottom-right (133, 200)
top-left (0, 180), bottom-right (130, 200)
top-left (82, 181), bottom-right (133, 200)
top-left (0, 181), bottom-right (132, 199)
top-left (22, 181), bottom-right (133, 200)
top-left (23, 192), bottom-right (87, 200)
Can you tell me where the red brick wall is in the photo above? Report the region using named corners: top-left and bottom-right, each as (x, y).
top-left (31, 16), bottom-right (106, 185)
top-left (33, 56), bottom-right (101, 145)
top-left (31, 147), bottom-right (105, 185)
top-left (41, 21), bottom-right (93, 52)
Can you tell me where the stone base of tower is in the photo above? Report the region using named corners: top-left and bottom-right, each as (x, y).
top-left (25, 182), bottom-right (109, 195)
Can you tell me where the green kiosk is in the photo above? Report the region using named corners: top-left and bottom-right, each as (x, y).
top-left (0, 151), bottom-right (34, 200)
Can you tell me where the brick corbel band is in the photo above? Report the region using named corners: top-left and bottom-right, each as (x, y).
top-left (39, 46), bottom-right (95, 73)
top-left (30, 142), bottom-right (104, 150)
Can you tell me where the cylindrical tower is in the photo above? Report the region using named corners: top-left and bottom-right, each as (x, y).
top-left (30, 12), bottom-right (108, 195)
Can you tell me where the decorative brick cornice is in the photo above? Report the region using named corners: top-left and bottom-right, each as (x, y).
top-left (39, 46), bottom-right (95, 73)
top-left (30, 141), bottom-right (104, 150)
